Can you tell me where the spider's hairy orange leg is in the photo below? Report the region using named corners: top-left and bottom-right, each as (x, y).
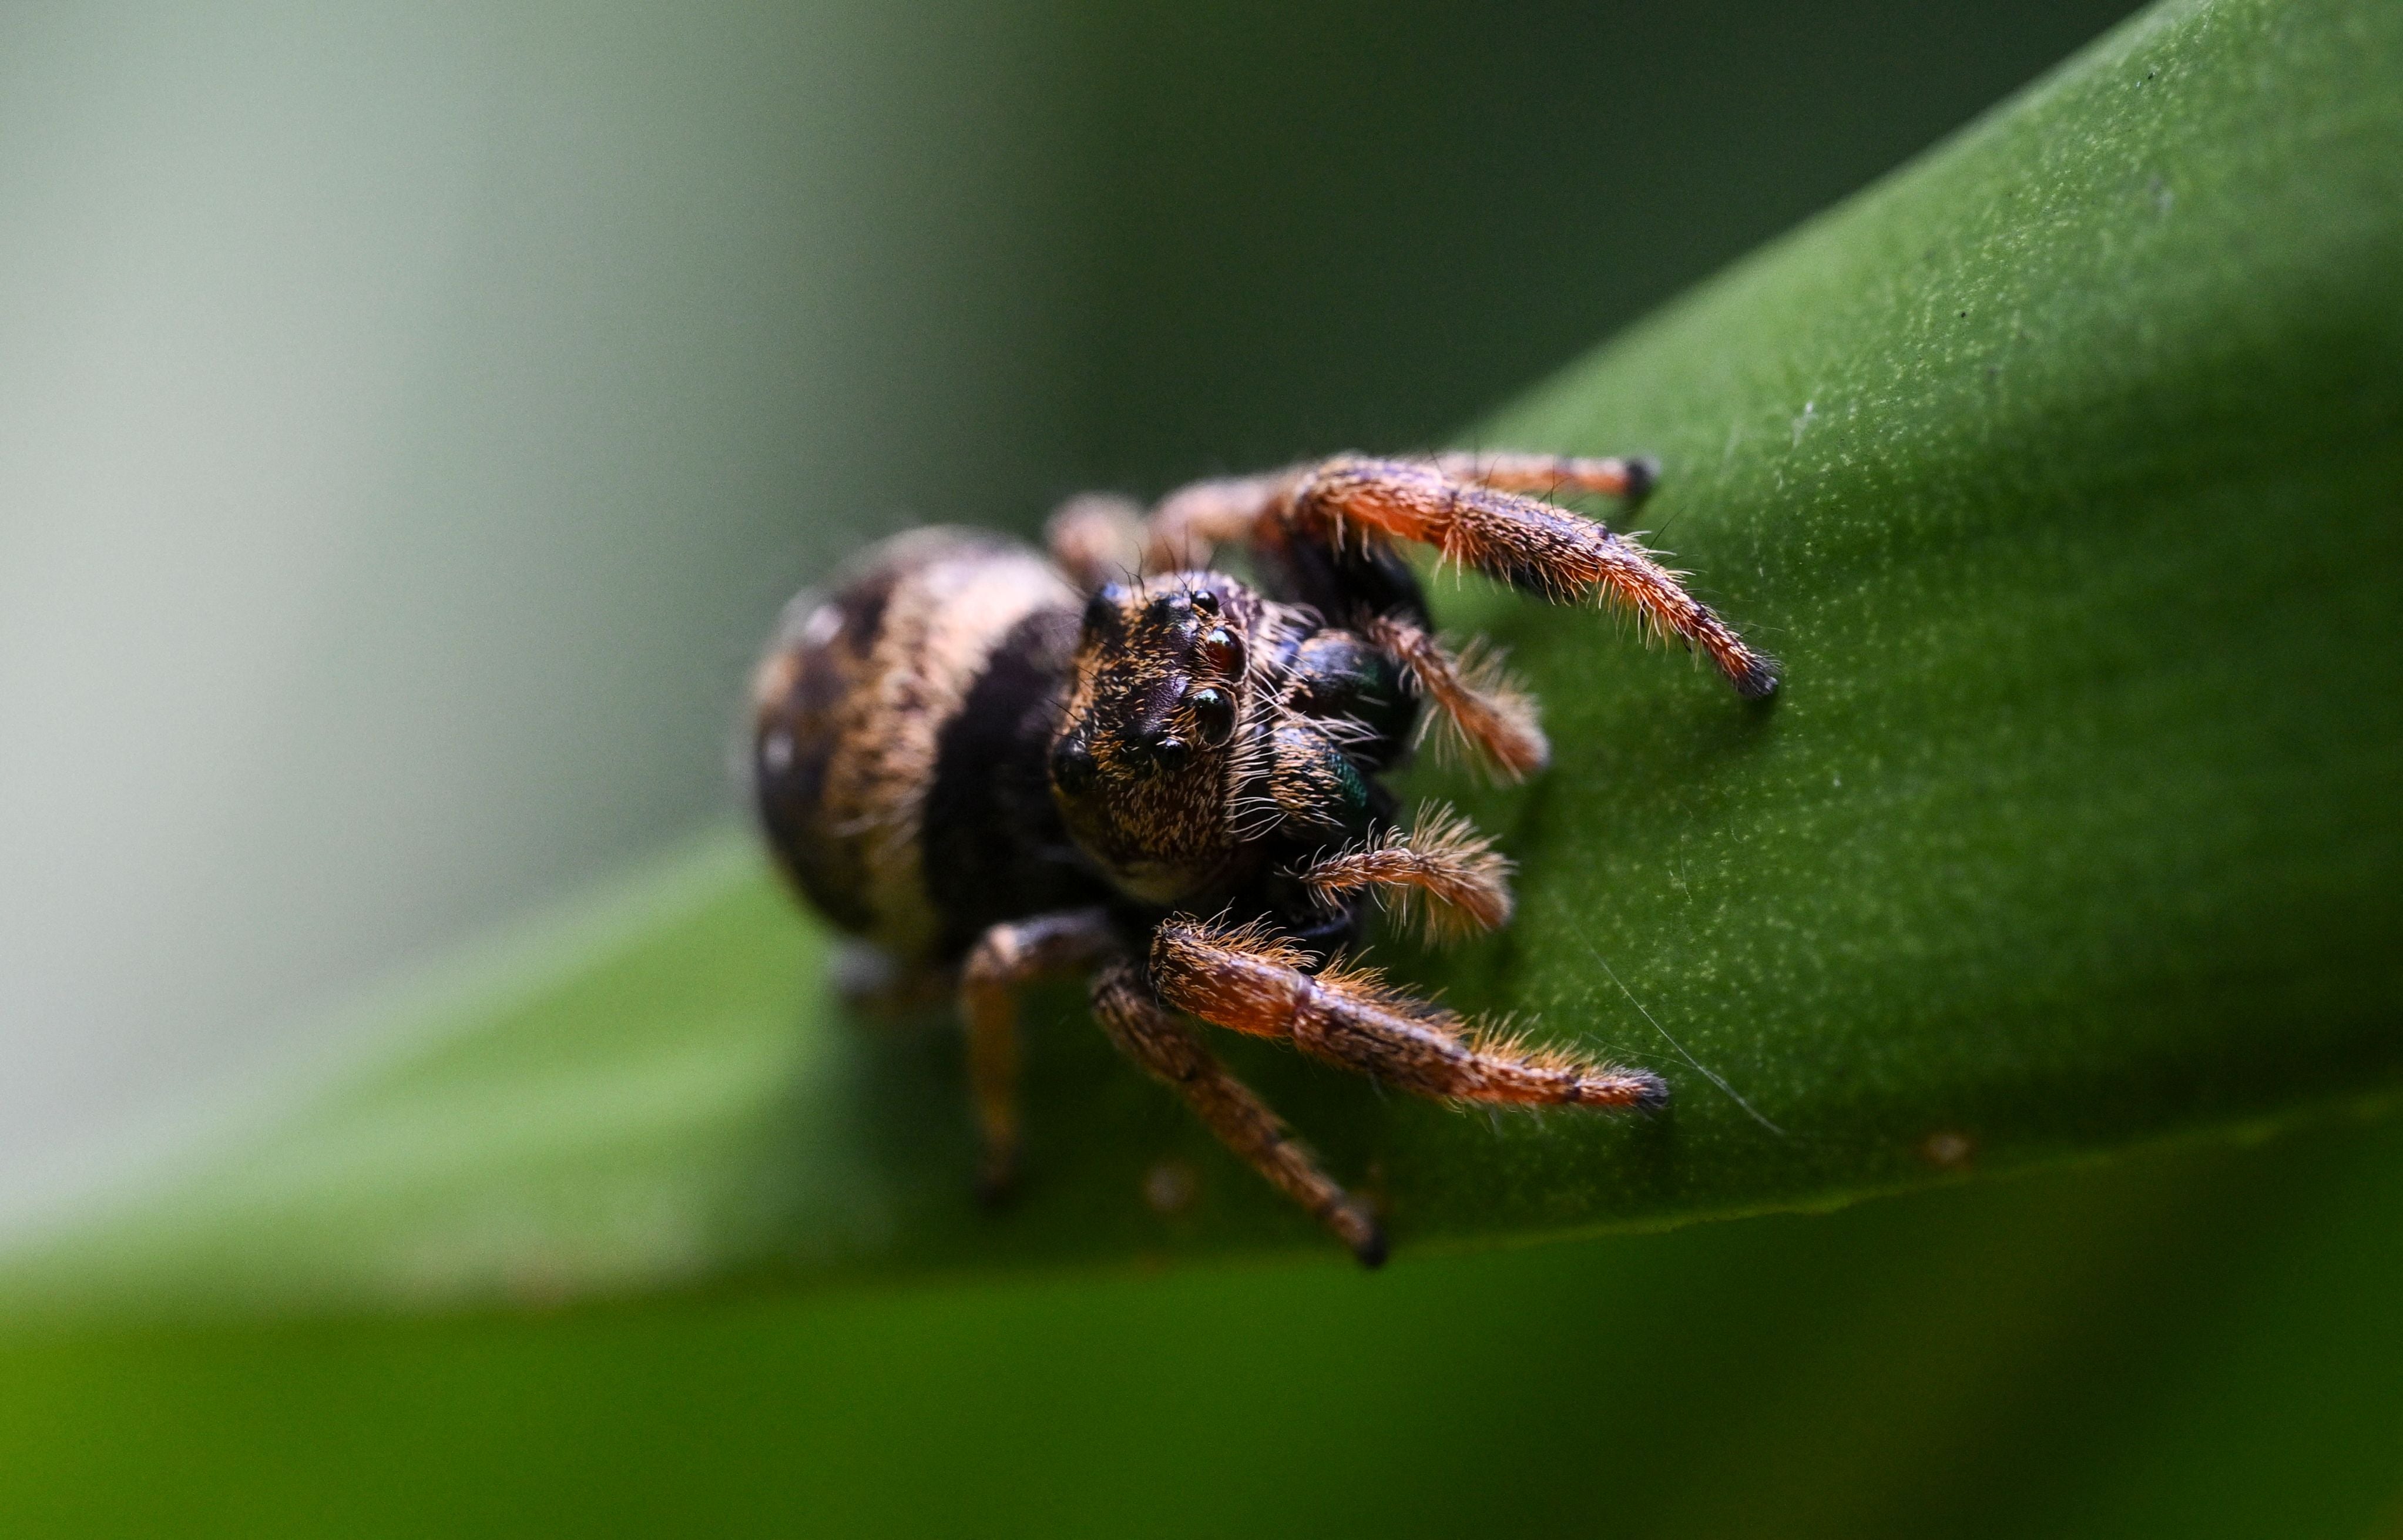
top-left (1292, 456), bottom-right (1780, 699)
top-left (1091, 960), bottom-right (1386, 1266)
top-left (1296, 804), bottom-right (1515, 945)
top-left (959, 908), bottom-right (1118, 1200)
top-left (1123, 453), bottom-right (1653, 577)
top-left (1122, 453), bottom-right (1776, 697)
top-left (1140, 472), bottom-right (1294, 572)
top-left (1430, 449), bottom-right (1659, 501)
top-left (1362, 613), bottom-right (1549, 779)
top-left (1044, 493), bottom-right (1147, 589)
top-left (1151, 918), bottom-right (1667, 1110)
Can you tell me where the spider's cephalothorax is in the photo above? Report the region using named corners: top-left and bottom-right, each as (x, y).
top-left (1046, 574), bottom-right (1276, 905)
top-left (751, 452), bottom-right (1778, 1265)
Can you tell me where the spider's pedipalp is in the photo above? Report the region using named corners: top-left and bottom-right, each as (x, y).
top-left (1363, 613), bottom-right (1548, 779)
top-left (1298, 803), bottom-right (1514, 945)
top-left (1091, 959), bottom-right (1384, 1265)
top-left (1152, 918), bottom-right (1668, 1110)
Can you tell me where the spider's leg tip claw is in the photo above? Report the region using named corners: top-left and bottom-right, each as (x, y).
top-left (1352, 1222), bottom-right (1390, 1270)
top-left (1635, 1072), bottom-right (1673, 1112)
top-left (1737, 659), bottom-right (1783, 702)
top-left (1623, 455), bottom-right (1662, 502)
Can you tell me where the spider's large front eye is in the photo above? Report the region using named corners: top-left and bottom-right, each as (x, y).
top-left (1200, 627), bottom-right (1244, 675)
top-left (1189, 687), bottom-right (1234, 746)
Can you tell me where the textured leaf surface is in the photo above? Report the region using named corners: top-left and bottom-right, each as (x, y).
top-left (5, 0), bottom-right (2398, 1314)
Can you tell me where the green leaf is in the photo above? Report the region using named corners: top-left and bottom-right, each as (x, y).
top-left (11, 1116), bottom-right (2402, 1538)
top-left (7, 0), bottom-right (2399, 1315)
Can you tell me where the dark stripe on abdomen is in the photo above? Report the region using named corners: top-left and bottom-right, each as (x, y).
top-left (919, 605), bottom-right (1107, 957)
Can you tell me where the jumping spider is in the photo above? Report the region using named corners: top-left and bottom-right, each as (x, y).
top-left (750, 452), bottom-right (1777, 1265)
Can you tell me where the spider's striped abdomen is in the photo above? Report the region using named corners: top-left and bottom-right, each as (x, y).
top-left (750, 528), bottom-right (1102, 961)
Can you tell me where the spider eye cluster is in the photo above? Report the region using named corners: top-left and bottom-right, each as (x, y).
top-left (1053, 575), bottom-right (1257, 800)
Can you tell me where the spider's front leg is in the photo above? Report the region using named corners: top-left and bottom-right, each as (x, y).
top-left (1429, 449), bottom-right (1660, 502)
top-left (1091, 959), bottom-right (1386, 1265)
top-left (1130, 454), bottom-right (1654, 572)
top-left (1139, 453), bottom-right (1778, 700)
top-left (1151, 918), bottom-right (1666, 1111)
top-left (959, 908), bottom-right (1118, 1200)
top-left (1293, 456), bottom-right (1778, 699)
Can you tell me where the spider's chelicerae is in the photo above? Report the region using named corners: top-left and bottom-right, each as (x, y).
top-left (750, 452), bottom-right (1777, 1264)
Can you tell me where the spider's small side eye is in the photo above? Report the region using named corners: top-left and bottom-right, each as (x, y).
top-left (1051, 737), bottom-right (1099, 795)
top-left (1190, 588), bottom-right (1219, 616)
top-left (1153, 736), bottom-right (1192, 772)
top-left (1082, 587), bottom-right (1125, 638)
top-left (1189, 687), bottom-right (1234, 746)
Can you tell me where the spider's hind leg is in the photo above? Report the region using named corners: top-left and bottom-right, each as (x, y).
top-left (960, 909), bottom-right (1119, 1202)
top-left (1043, 493), bottom-right (1148, 589)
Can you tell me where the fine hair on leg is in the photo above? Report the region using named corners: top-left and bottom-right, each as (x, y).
top-left (1090, 959), bottom-right (1386, 1265)
top-left (1431, 450), bottom-right (1659, 502)
top-left (1291, 456), bottom-right (1779, 699)
top-left (1362, 613), bottom-right (1549, 779)
top-left (1296, 803), bottom-right (1515, 945)
top-left (1150, 918), bottom-right (1667, 1109)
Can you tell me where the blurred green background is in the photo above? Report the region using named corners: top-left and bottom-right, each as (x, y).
top-left (9, 0), bottom-right (2398, 1534)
